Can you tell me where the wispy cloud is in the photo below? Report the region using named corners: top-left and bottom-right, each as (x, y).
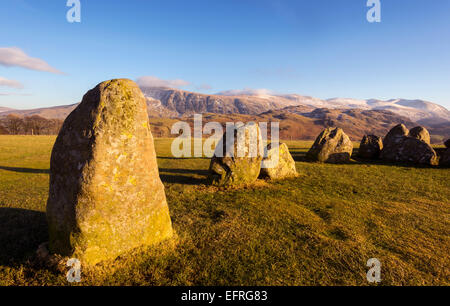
top-left (196, 83), bottom-right (213, 90)
top-left (0, 76), bottom-right (24, 89)
top-left (0, 47), bottom-right (63, 74)
top-left (136, 76), bottom-right (190, 88)
top-left (0, 92), bottom-right (32, 96)
top-left (215, 88), bottom-right (275, 96)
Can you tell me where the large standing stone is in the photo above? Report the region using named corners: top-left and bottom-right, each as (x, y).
top-left (409, 126), bottom-right (431, 145)
top-left (358, 135), bottom-right (383, 159)
top-left (46, 79), bottom-right (173, 265)
top-left (380, 124), bottom-right (438, 166)
top-left (208, 122), bottom-right (263, 186)
top-left (306, 127), bottom-right (353, 163)
top-left (260, 143), bottom-right (298, 179)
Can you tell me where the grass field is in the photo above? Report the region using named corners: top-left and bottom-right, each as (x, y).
top-left (0, 135), bottom-right (449, 286)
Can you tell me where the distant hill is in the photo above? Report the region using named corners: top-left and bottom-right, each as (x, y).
top-left (0, 104), bottom-right (77, 119)
top-left (141, 87), bottom-right (303, 117)
top-left (162, 108), bottom-right (419, 142)
top-left (0, 106), bottom-right (14, 113)
top-left (1, 87), bottom-right (449, 142)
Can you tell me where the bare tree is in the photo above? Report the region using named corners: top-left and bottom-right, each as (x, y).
top-left (4, 114), bottom-right (24, 135)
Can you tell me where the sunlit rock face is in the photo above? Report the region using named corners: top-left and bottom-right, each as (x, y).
top-left (46, 79), bottom-right (173, 265)
top-left (306, 127), bottom-right (353, 163)
top-left (260, 143), bottom-right (297, 179)
top-left (208, 122), bottom-right (263, 186)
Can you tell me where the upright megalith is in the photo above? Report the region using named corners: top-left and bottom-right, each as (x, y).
top-left (46, 79), bottom-right (173, 265)
top-left (208, 122), bottom-right (263, 186)
top-left (260, 143), bottom-right (297, 179)
top-left (358, 135), bottom-right (383, 159)
top-left (306, 127), bottom-right (353, 163)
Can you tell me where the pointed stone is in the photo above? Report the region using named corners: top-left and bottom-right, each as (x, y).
top-left (46, 79), bottom-right (173, 265)
top-left (306, 127), bottom-right (353, 163)
top-left (260, 143), bottom-right (297, 179)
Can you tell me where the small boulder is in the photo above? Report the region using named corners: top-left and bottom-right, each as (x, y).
top-left (380, 124), bottom-right (438, 166)
top-left (409, 126), bottom-right (431, 144)
top-left (46, 79), bottom-right (173, 265)
top-left (208, 122), bottom-right (263, 186)
top-left (306, 127), bottom-right (353, 163)
top-left (358, 135), bottom-right (383, 159)
top-left (260, 143), bottom-right (297, 179)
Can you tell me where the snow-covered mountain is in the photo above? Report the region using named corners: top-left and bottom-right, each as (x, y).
top-left (1, 88), bottom-right (449, 125)
top-left (323, 98), bottom-right (450, 125)
top-left (0, 107), bottom-right (14, 113)
top-left (211, 90), bottom-right (450, 124)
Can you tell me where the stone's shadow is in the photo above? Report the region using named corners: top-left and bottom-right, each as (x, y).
top-left (159, 168), bottom-right (209, 176)
top-left (157, 157), bottom-right (209, 160)
top-left (0, 208), bottom-right (48, 265)
top-left (159, 168), bottom-right (209, 185)
top-left (290, 150), bottom-right (308, 162)
top-left (159, 174), bottom-right (207, 185)
top-left (0, 166), bottom-right (49, 174)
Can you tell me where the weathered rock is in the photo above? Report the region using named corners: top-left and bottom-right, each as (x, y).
top-left (260, 143), bottom-right (297, 179)
top-left (208, 122), bottom-right (263, 186)
top-left (439, 149), bottom-right (450, 167)
top-left (306, 127), bottom-right (353, 163)
top-left (358, 135), bottom-right (383, 159)
top-left (380, 124), bottom-right (438, 166)
top-left (440, 139), bottom-right (450, 167)
top-left (384, 123), bottom-right (409, 143)
top-left (409, 126), bottom-right (431, 144)
top-left (444, 139), bottom-right (450, 148)
top-left (46, 79), bottom-right (173, 265)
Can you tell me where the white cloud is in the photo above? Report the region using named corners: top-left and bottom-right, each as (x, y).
top-left (0, 77), bottom-right (24, 89)
top-left (136, 76), bottom-right (190, 88)
top-left (0, 92), bottom-right (31, 96)
top-left (0, 47), bottom-right (63, 74)
top-left (196, 83), bottom-right (212, 90)
top-left (215, 88), bottom-right (275, 96)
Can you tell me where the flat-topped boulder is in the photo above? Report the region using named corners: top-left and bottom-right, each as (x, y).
top-left (46, 79), bottom-right (173, 265)
top-left (306, 127), bottom-right (353, 163)
top-left (260, 143), bottom-right (297, 179)
top-left (380, 124), bottom-right (438, 166)
top-left (208, 122), bottom-right (263, 186)
top-left (358, 135), bottom-right (383, 159)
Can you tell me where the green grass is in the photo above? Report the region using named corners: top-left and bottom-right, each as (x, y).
top-left (0, 136), bottom-right (449, 285)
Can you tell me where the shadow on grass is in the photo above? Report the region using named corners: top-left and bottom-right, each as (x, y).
top-left (0, 166), bottom-right (49, 174)
top-left (159, 168), bottom-right (208, 185)
top-left (157, 157), bottom-right (209, 160)
top-left (0, 208), bottom-right (47, 265)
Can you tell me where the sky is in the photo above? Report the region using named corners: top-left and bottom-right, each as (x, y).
top-left (0, 0), bottom-right (449, 109)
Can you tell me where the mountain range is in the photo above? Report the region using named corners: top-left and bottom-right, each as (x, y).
top-left (1, 86), bottom-right (449, 142)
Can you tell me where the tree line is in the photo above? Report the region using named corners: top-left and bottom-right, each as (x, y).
top-left (0, 114), bottom-right (64, 135)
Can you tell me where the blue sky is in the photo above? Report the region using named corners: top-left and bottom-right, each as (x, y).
top-left (0, 0), bottom-right (449, 109)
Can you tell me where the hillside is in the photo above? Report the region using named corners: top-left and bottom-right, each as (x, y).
top-left (141, 87), bottom-right (303, 117)
top-left (1, 87), bottom-right (449, 142)
top-left (0, 107), bottom-right (13, 113)
top-left (161, 109), bottom-right (419, 142)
